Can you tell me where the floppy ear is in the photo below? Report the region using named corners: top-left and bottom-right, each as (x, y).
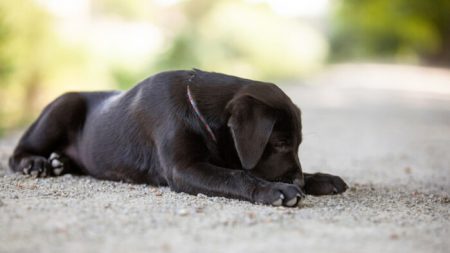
top-left (227, 96), bottom-right (277, 170)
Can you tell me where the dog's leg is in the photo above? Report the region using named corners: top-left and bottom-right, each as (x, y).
top-left (158, 132), bottom-right (305, 207)
top-left (302, 172), bottom-right (348, 195)
top-left (9, 93), bottom-right (87, 177)
top-left (170, 163), bottom-right (305, 207)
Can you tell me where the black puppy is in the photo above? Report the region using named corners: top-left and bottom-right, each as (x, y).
top-left (9, 69), bottom-right (347, 207)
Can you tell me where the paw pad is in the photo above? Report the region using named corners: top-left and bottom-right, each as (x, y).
top-left (271, 194), bottom-right (284, 206)
top-left (266, 185), bottom-right (306, 207)
top-left (48, 152), bottom-right (64, 176)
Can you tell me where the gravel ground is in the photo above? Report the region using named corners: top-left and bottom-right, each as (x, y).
top-left (1, 64), bottom-right (449, 253)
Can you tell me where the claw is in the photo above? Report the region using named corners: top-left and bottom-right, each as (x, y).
top-left (272, 198), bottom-right (283, 206)
top-left (23, 165), bottom-right (32, 174)
top-left (51, 159), bottom-right (63, 168)
top-left (49, 153), bottom-right (60, 160)
top-left (53, 167), bottom-right (64, 176)
top-left (30, 170), bottom-right (39, 177)
top-left (285, 197), bottom-right (298, 207)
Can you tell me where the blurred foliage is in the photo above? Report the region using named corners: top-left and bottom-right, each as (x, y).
top-left (1, 0), bottom-right (449, 136)
top-left (152, 0), bottom-right (327, 81)
top-left (330, 0), bottom-right (450, 65)
top-left (0, 0), bottom-right (90, 135)
top-left (0, 0), bottom-right (55, 134)
top-left (105, 0), bottom-right (327, 87)
top-left (92, 0), bottom-right (155, 21)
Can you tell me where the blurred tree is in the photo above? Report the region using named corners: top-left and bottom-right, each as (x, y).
top-left (104, 0), bottom-right (328, 88)
top-left (92, 0), bottom-right (153, 20)
top-left (0, 0), bottom-right (57, 135)
top-left (154, 0), bottom-right (215, 71)
top-left (153, 0), bottom-right (328, 81)
top-left (330, 0), bottom-right (450, 65)
top-left (0, 0), bottom-right (331, 135)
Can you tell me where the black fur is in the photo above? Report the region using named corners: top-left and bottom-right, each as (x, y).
top-left (9, 69), bottom-right (347, 206)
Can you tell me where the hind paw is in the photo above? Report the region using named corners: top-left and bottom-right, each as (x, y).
top-left (48, 152), bottom-right (66, 176)
top-left (20, 156), bottom-right (51, 178)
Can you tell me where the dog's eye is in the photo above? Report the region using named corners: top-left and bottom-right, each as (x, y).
top-left (274, 141), bottom-right (286, 147)
top-left (273, 140), bottom-right (290, 149)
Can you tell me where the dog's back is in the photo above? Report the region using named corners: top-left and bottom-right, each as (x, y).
top-left (9, 69), bottom-right (347, 207)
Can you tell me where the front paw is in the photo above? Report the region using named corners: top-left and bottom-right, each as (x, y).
top-left (254, 182), bottom-right (305, 207)
top-left (303, 173), bottom-right (348, 196)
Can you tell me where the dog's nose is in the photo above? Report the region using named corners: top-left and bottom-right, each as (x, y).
top-left (293, 173), bottom-right (305, 188)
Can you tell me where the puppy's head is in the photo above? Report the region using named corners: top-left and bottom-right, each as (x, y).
top-left (226, 83), bottom-right (304, 186)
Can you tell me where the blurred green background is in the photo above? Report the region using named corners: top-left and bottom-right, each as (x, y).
top-left (0, 0), bottom-right (449, 135)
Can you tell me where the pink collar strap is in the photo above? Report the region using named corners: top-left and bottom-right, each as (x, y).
top-left (187, 84), bottom-right (217, 143)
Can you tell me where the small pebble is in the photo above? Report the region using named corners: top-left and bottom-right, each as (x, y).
top-left (177, 209), bottom-right (189, 216)
top-left (390, 234), bottom-right (399, 240)
top-left (404, 167), bottom-right (412, 174)
top-left (197, 193), bottom-right (207, 198)
top-left (440, 196), bottom-right (450, 204)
